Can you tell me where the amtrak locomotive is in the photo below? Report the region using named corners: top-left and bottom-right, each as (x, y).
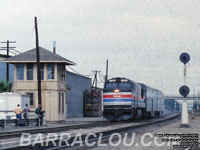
top-left (103, 77), bottom-right (164, 120)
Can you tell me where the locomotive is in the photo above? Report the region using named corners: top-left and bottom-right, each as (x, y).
top-left (103, 77), bottom-right (164, 121)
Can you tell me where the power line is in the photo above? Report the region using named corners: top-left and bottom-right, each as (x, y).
top-left (7, 51), bottom-right (18, 55)
top-left (0, 49), bottom-right (18, 55)
top-left (68, 66), bottom-right (93, 78)
top-left (10, 48), bottom-right (21, 54)
top-left (0, 49), bottom-right (20, 55)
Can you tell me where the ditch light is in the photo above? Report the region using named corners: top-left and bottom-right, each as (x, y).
top-left (114, 89), bottom-right (120, 93)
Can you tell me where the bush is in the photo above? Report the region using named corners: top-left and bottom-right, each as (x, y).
top-left (0, 80), bottom-right (12, 93)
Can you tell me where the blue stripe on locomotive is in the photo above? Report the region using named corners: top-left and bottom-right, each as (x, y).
top-left (103, 99), bottom-right (144, 103)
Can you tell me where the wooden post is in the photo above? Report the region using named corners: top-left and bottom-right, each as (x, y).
top-left (34, 17), bottom-right (42, 106)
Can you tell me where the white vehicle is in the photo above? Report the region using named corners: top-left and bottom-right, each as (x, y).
top-left (0, 92), bottom-right (30, 119)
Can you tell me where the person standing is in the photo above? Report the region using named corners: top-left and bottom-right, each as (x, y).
top-left (23, 104), bottom-right (30, 119)
top-left (35, 104), bottom-right (42, 118)
top-left (35, 104), bottom-right (42, 126)
top-left (14, 104), bottom-right (22, 119)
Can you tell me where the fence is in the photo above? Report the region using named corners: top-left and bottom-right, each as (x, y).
top-left (0, 110), bottom-right (45, 128)
top-left (0, 118), bottom-right (41, 128)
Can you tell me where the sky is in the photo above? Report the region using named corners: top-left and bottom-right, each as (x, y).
top-left (0, 0), bottom-right (200, 95)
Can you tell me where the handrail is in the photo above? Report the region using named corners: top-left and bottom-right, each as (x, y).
top-left (0, 118), bottom-right (42, 128)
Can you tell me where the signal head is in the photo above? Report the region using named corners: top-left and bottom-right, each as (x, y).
top-left (180, 52), bottom-right (190, 64)
top-left (179, 85), bottom-right (190, 97)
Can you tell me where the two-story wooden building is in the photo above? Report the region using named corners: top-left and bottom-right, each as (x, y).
top-left (3, 47), bottom-right (75, 121)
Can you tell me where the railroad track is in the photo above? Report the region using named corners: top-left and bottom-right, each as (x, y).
top-left (1, 113), bottom-right (180, 150)
top-left (0, 121), bottom-right (113, 140)
top-left (47, 114), bottom-right (181, 150)
top-left (0, 117), bottom-right (157, 140)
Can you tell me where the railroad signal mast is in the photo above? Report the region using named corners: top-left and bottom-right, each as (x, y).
top-left (179, 52), bottom-right (190, 128)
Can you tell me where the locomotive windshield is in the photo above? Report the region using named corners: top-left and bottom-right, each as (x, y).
top-left (104, 82), bottom-right (132, 89)
top-left (118, 82), bottom-right (132, 88)
top-left (105, 83), bottom-right (118, 88)
top-left (103, 78), bottom-right (134, 92)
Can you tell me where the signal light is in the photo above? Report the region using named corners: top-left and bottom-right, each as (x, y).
top-left (114, 89), bottom-right (120, 93)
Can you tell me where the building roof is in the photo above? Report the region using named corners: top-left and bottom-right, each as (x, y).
top-left (66, 71), bottom-right (92, 80)
top-left (2, 47), bottom-right (76, 65)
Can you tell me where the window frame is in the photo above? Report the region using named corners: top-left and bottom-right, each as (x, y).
top-left (61, 65), bottom-right (66, 82)
top-left (58, 92), bottom-right (61, 114)
top-left (26, 63), bottom-right (34, 80)
top-left (16, 63), bottom-right (24, 80)
top-left (40, 63), bottom-right (44, 80)
top-left (27, 92), bottom-right (34, 107)
top-left (47, 63), bottom-right (54, 80)
top-left (62, 93), bottom-right (64, 114)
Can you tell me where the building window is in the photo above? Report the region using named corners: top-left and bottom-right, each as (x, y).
top-left (27, 64), bottom-right (34, 80)
top-left (27, 93), bottom-right (34, 106)
top-left (58, 92), bottom-right (65, 114)
top-left (47, 64), bottom-right (54, 80)
top-left (58, 64), bottom-right (61, 81)
top-left (62, 93), bottom-right (64, 114)
top-left (58, 92), bottom-right (61, 114)
top-left (61, 65), bottom-right (65, 82)
top-left (58, 64), bottom-right (66, 82)
top-left (16, 63), bottom-right (24, 80)
top-left (40, 64), bottom-right (44, 80)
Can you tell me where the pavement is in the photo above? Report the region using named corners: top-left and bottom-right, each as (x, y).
top-left (65, 117), bottom-right (106, 122)
top-left (92, 115), bottom-right (200, 150)
top-left (0, 113), bottom-right (180, 149)
top-left (0, 117), bottom-right (107, 134)
top-left (0, 115), bottom-right (165, 149)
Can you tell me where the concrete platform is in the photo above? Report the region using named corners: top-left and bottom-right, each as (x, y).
top-left (0, 117), bottom-right (107, 134)
top-left (65, 117), bottom-right (106, 122)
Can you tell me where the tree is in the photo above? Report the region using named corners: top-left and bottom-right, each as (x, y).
top-left (0, 80), bottom-right (12, 93)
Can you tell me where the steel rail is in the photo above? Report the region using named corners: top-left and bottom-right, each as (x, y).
top-left (3, 113), bottom-right (180, 150)
top-left (47, 114), bottom-right (181, 150)
top-left (0, 121), bottom-right (112, 140)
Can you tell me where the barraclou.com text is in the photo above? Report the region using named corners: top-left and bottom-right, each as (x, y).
top-left (20, 132), bottom-right (174, 147)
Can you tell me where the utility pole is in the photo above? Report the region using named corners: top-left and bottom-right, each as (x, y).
top-left (92, 70), bottom-right (101, 89)
top-left (193, 87), bottom-right (195, 111)
top-left (35, 16), bottom-right (42, 106)
top-left (1, 40), bottom-right (16, 81)
top-left (53, 41), bottom-right (56, 54)
top-left (95, 71), bottom-right (97, 88)
top-left (92, 70), bottom-right (97, 89)
top-left (198, 80), bottom-right (200, 112)
top-left (105, 59), bottom-right (108, 82)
